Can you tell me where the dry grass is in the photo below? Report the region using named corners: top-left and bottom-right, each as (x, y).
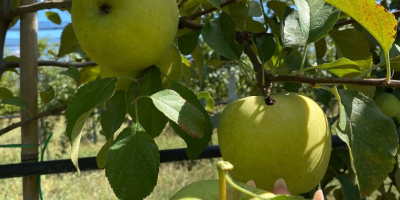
top-left (0, 116), bottom-right (220, 200)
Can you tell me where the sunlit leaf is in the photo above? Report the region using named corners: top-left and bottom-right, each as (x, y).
top-left (170, 82), bottom-right (213, 161)
top-left (150, 89), bottom-right (205, 138)
top-left (329, 28), bottom-right (372, 74)
top-left (127, 67), bottom-right (168, 138)
top-left (335, 89), bottom-right (398, 197)
top-left (45, 11), bottom-right (61, 25)
top-left (307, 0), bottom-right (340, 43)
top-left (66, 78), bottom-right (117, 173)
top-left (323, 0), bottom-right (397, 80)
top-left (308, 58), bottom-right (362, 77)
top-left (197, 91), bottom-right (215, 112)
top-left (281, 9), bottom-right (307, 48)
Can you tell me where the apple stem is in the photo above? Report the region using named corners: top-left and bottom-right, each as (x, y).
top-left (224, 173), bottom-right (268, 200)
top-left (217, 161), bottom-right (268, 200)
top-left (218, 167), bottom-right (227, 200)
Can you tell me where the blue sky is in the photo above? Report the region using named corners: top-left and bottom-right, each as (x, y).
top-left (5, 8), bottom-right (71, 55)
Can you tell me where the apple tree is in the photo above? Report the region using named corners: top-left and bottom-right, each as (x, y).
top-left (1, 0), bottom-right (400, 199)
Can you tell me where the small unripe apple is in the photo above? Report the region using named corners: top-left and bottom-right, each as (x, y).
top-left (218, 93), bottom-right (331, 195)
top-left (100, 65), bottom-right (140, 90)
top-left (169, 179), bottom-right (275, 200)
top-left (155, 44), bottom-right (183, 88)
top-left (71, 0), bottom-right (179, 72)
top-left (374, 92), bottom-right (400, 121)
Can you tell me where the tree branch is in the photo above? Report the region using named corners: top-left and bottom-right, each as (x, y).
top-left (188, 0), bottom-right (239, 20)
top-left (243, 39), bottom-right (400, 89)
top-left (3, 1), bottom-right (72, 20)
top-left (0, 105), bottom-right (67, 137)
top-left (5, 60), bottom-right (97, 69)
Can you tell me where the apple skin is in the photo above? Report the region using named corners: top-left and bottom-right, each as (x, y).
top-left (100, 65), bottom-right (140, 90)
top-left (218, 93), bottom-right (331, 195)
top-left (374, 92), bottom-right (400, 120)
top-left (169, 179), bottom-right (276, 200)
top-left (71, 0), bottom-right (179, 72)
top-left (155, 44), bottom-right (183, 88)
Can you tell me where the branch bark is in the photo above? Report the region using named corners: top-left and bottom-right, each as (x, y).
top-left (5, 60), bottom-right (97, 69)
top-left (0, 105), bottom-right (67, 137)
top-left (243, 42), bottom-right (400, 89)
top-left (3, 1), bottom-right (72, 20)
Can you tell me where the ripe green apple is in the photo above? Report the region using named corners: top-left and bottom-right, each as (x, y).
top-left (71, 0), bottom-right (179, 72)
top-left (218, 93), bottom-right (331, 195)
top-left (169, 179), bottom-right (276, 200)
top-left (374, 92), bottom-right (400, 121)
top-left (100, 65), bottom-right (140, 90)
top-left (155, 44), bottom-right (183, 88)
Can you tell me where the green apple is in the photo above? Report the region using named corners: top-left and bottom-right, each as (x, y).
top-left (374, 92), bottom-right (400, 121)
top-left (218, 93), bottom-right (331, 195)
top-left (169, 179), bottom-right (276, 200)
top-left (71, 0), bottom-right (179, 72)
top-left (155, 44), bottom-right (183, 88)
top-left (100, 65), bottom-right (140, 90)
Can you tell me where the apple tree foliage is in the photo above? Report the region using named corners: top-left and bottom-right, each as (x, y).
top-left (2, 0), bottom-right (400, 199)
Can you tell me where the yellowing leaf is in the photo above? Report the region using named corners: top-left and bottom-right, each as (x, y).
top-left (323, 0), bottom-right (397, 81)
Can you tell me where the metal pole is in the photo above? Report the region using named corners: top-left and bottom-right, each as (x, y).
top-left (20, 0), bottom-right (39, 199)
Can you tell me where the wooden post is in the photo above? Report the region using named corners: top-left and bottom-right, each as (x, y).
top-left (20, 0), bottom-right (39, 199)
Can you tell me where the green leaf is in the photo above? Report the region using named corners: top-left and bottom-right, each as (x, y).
top-left (96, 137), bottom-right (113, 169)
top-left (127, 67), bottom-right (168, 138)
top-left (101, 90), bottom-right (126, 139)
top-left (322, 0), bottom-right (397, 80)
top-left (315, 38), bottom-right (327, 59)
top-left (106, 124), bottom-right (159, 200)
top-left (0, 87), bottom-right (13, 100)
top-left (254, 35), bottom-right (276, 65)
top-left (281, 9), bottom-right (307, 48)
top-left (293, 0), bottom-right (310, 39)
top-left (170, 82), bottom-right (213, 161)
top-left (197, 91), bottom-right (215, 112)
top-left (207, 0), bottom-right (220, 9)
top-left (267, 0), bottom-right (289, 23)
top-left (201, 12), bottom-right (245, 60)
top-left (335, 89), bottom-right (398, 197)
top-left (40, 86), bottom-right (55, 105)
top-left (69, 109), bottom-right (93, 175)
top-left (329, 28), bottom-right (372, 74)
top-left (191, 46), bottom-right (206, 86)
top-left (8, 0), bottom-right (20, 29)
top-left (150, 89), bottom-right (205, 138)
top-left (178, 30), bottom-right (201, 55)
top-left (308, 58), bottom-right (362, 77)
top-left (58, 23), bottom-right (80, 58)
top-left (337, 174), bottom-right (363, 200)
top-left (4, 55), bottom-right (19, 62)
top-left (1, 96), bottom-right (29, 112)
top-left (60, 66), bottom-right (80, 83)
top-left (307, 0), bottom-right (340, 43)
top-left (45, 11), bottom-right (61, 25)
top-left (66, 78), bottom-right (117, 173)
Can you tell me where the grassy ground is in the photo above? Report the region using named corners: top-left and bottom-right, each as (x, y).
top-left (0, 116), bottom-right (220, 200)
